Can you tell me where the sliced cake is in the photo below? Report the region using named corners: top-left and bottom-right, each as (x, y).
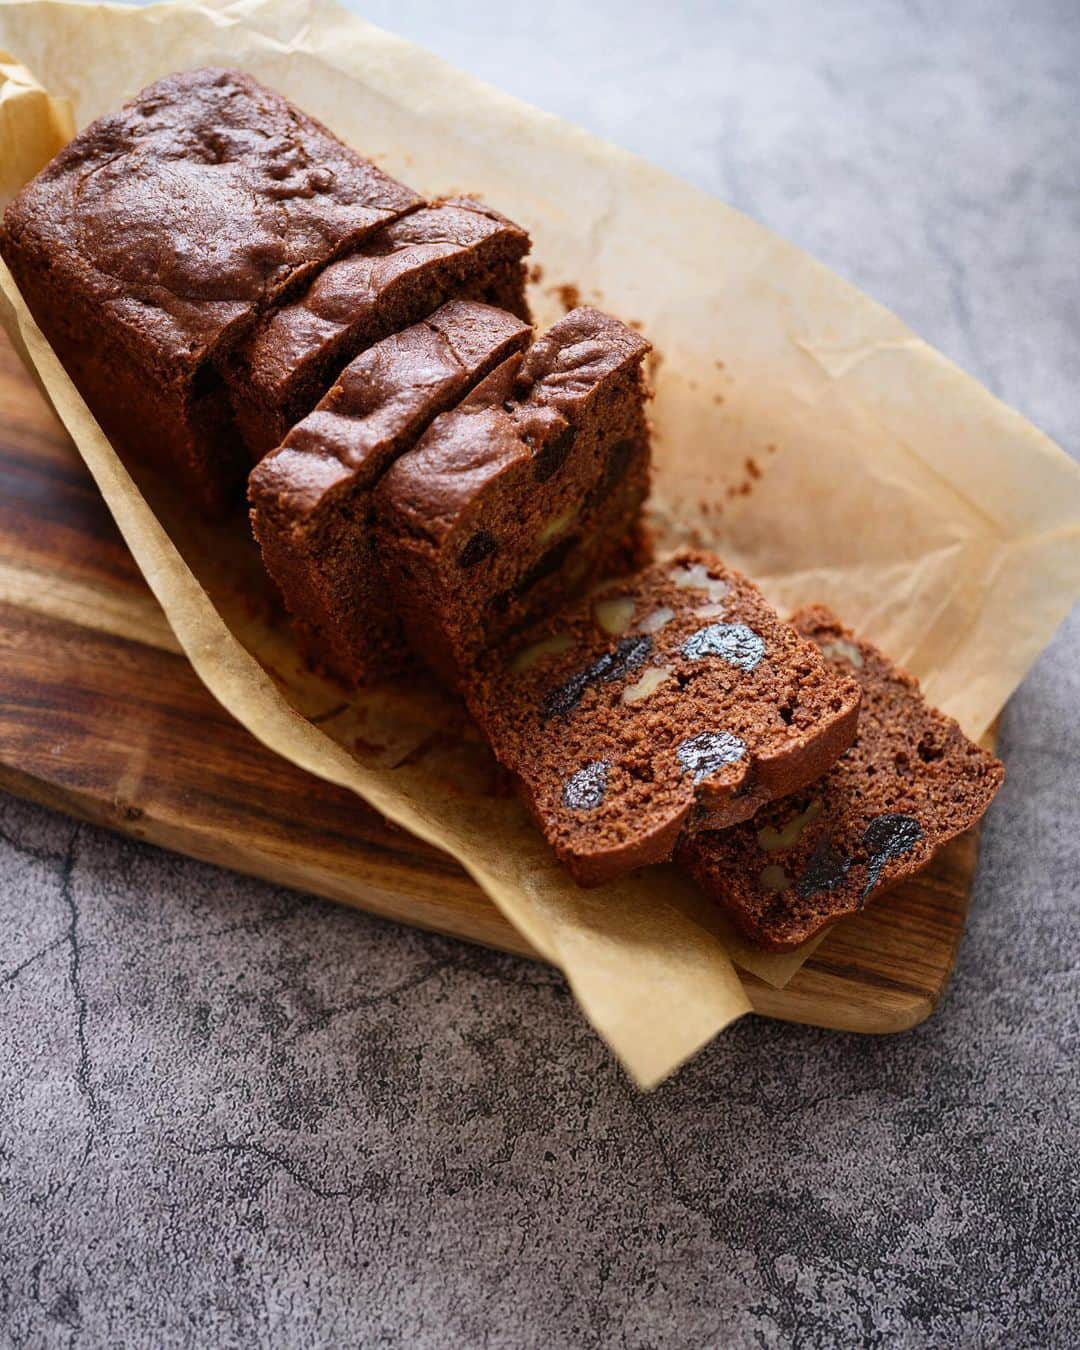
top-left (676, 606), bottom-right (1005, 949)
top-left (463, 555), bottom-right (862, 887)
top-left (0, 68), bottom-right (422, 515)
top-left (249, 300), bottom-right (531, 685)
top-left (225, 198), bottom-right (531, 458)
top-left (374, 307), bottom-right (652, 686)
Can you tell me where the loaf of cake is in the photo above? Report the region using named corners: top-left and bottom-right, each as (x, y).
top-left (0, 68), bottom-right (422, 515)
top-left (374, 307), bottom-right (652, 686)
top-left (249, 300), bottom-right (531, 685)
top-left (6, 69), bottom-right (1000, 941)
top-left (676, 607), bottom-right (1005, 948)
top-left (463, 555), bottom-right (862, 886)
top-left (225, 199), bottom-right (531, 459)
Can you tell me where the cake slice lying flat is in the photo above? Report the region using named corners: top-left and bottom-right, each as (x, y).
top-left (676, 606), bottom-right (1005, 949)
top-left (249, 301), bottom-right (531, 685)
top-left (463, 555), bottom-right (862, 886)
top-left (375, 307), bottom-right (652, 687)
top-left (226, 198), bottom-right (531, 458)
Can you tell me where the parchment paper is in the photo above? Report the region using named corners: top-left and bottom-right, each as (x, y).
top-left (1, 0), bottom-right (1078, 1087)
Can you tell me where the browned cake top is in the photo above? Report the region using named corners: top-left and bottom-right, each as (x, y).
top-left (676, 606), bottom-right (1005, 949)
top-left (0, 67), bottom-right (420, 371)
top-left (465, 556), bottom-right (861, 886)
top-left (248, 300), bottom-right (530, 520)
top-left (376, 307), bottom-right (650, 546)
top-left (237, 198), bottom-right (530, 395)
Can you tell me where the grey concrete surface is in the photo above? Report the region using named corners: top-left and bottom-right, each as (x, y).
top-left (2, 1), bottom-right (1078, 1345)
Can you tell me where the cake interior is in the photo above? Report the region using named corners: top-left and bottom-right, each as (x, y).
top-left (465, 557), bottom-right (861, 885)
top-left (378, 333), bottom-right (653, 687)
top-left (676, 606), bottom-right (1005, 947)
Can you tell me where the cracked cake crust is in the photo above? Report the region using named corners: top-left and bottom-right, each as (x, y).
top-left (226, 197), bottom-right (531, 459)
top-left (0, 67), bottom-right (422, 514)
top-left (248, 300), bottom-right (531, 685)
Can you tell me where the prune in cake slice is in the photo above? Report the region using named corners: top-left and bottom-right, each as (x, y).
top-left (463, 554), bottom-right (862, 887)
top-left (0, 68), bottom-right (422, 515)
top-left (248, 301), bottom-right (531, 686)
top-left (676, 606), bottom-right (1004, 949)
top-left (226, 198), bottom-right (532, 458)
top-left (374, 307), bottom-right (652, 687)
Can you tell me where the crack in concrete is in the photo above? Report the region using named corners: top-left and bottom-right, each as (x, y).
top-left (0, 937), bottom-right (66, 991)
top-left (284, 959), bottom-right (455, 1043)
top-left (0, 822), bottom-right (69, 870)
top-left (620, 1086), bottom-right (798, 1335)
top-left (58, 825), bottom-right (101, 1176)
top-left (188, 1137), bottom-right (358, 1202)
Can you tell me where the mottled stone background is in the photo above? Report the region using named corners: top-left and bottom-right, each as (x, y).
top-left (2, 1), bottom-right (1078, 1345)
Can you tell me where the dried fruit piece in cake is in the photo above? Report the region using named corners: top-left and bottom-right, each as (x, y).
top-left (464, 555), bottom-right (862, 886)
top-left (676, 606), bottom-right (1005, 949)
top-left (0, 68), bottom-right (422, 515)
top-left (374, 307), bottom-right (652, 686)
top-left (225, 198), bottom-right (531, 458)
top-left (249, 301), bottom-right (531, 685)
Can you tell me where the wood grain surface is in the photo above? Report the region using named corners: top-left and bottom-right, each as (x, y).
top-left (0, 331), bottom-right (978, 1032)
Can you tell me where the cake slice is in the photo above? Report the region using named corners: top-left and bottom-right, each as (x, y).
top-left (0, 68), bottom-right (422, 515)
top-left (374, 307), bottom-right (652, 686)
top-left (224, 198), bottom-right (531, 458)
top-left (463, 555), bottom-right (862, 886)
top-left (676, 607), bottom-right (1005, 949)
top-left (248, 301), bottom-right (531, 685)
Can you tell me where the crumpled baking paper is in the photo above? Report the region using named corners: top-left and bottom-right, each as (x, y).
top-left (0, 0), bottom-right (1077, 1087)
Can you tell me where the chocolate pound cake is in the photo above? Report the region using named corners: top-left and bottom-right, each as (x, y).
top-left (464, 555), bottom-right (862, 887)
top-left (375, 307), bottom-right (652, 686)
top-left (0, 68), bottom-right (421, 515)
top-left (676, 607), bottom-right (1005, 949)
top-left (225, 198), bottom-right (531, 459)
top-left (249, 301), bottom-right (531, 685)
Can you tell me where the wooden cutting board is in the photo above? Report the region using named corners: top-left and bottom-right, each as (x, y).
top-left (0, 331), bottom-right (979, 1034)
